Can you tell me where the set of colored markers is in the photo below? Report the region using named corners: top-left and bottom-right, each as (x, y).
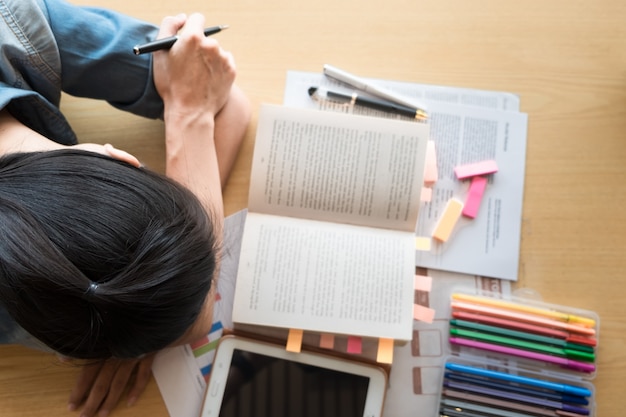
top-left (448, 292), bottom-right (598, 373)
top-left (439, 360), bottom-right (594, 417)
top-left (439, 292), bottom-right (598, 416)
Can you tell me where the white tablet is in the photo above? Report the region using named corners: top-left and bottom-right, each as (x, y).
top-left (199, 335), bottom-right (388, 417)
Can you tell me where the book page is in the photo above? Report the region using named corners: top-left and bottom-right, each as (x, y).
top-left (248, 104), bottom-right (429, 232)
top-left (283, 71), bottom-right (527, 280)
top-left (232, 212), bottom-right (415, 341)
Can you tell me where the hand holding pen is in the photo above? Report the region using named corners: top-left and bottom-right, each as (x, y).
top-left (133, 24), bottom-right (228, 55)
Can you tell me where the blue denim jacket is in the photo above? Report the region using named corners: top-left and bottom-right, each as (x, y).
top-left (0, 0), bottom-right (163, 349)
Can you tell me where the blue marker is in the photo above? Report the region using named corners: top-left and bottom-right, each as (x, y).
top-left (445, 362), bottom-right (592, 397)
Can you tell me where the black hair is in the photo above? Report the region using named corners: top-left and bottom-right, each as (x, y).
top-left (0, 149), bottom-right (218, 359)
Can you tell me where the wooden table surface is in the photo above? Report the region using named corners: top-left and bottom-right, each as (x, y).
top-left (1, 0), bottom-right (625, 416)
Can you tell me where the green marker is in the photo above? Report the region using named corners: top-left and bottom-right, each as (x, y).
top-left (449, 327), bottom-right (596, 362)
top-left (450, 319), bottom-right (595, 353)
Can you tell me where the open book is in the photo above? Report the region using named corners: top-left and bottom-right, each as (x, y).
top-left (232, 104), bottom-right (429, 342)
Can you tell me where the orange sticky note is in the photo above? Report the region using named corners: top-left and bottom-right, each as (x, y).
top-left (319, 333), bottom-right (335, 349)
top-left (286, 329), bottom-right (303, 353)
top-left (376, 338), bottom-right (394, 364)
top-left (347, 336), bottom-right (362, 354)
top-left (414, 274), bottom-right (433, 292)
top-left (413, 304), bottom-right (435, 323)
top-left (423, 141), bottom-right (438, 184)
top-left (432, 198), bottom-right (463, 242)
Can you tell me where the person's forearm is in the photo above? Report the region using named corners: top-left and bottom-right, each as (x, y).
top-left (213, 85), bottom-right (252, 188)
top-left (164, 109), bottom-right (224, 230)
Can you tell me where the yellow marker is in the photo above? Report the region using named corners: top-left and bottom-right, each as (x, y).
top-left (432, 198), bottom-right (464, 242)
top-left (286, 329), bottom-right (303, 352)
top-left (376, 338), bottom-right (394, 364)
top-left (452, 293), bottom-right (596, 328)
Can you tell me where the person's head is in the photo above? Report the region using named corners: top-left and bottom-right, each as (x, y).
top-left (0, 149), bottom-right (219, 359)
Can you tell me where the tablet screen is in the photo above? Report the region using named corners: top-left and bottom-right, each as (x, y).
top-left (218, 348), bottom-right (370, 417)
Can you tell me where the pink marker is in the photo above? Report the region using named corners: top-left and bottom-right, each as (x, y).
top-left (449, 337), bottom-right (596, 373)
top-left (454, 159), bottom-right (498, 180)
top-left (462, 176), bottom-right (488, 218)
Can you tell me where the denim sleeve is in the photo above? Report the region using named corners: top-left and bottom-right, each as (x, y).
top-left (42, 0), bottom-right (164, 119)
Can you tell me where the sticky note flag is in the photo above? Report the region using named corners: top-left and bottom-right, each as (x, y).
top-left (413, 304), bottom-right (436, 323)
top-left (414, 274), bottom-right (433, 292)
top-left (286, 329), bottom-right (303, 353)
top-left (432, 198), bottom-right (463, 242)
top-left (347, 336), bottom-right (362, 354)
top-left (415, 237), bottom-right (432, 251)
top-left (319, 333), bottom-right (335, 349)
top-left (423, 141), bottom-right (438, 184)
top-left (454, 159), bottom-right (498, 180)
top-left (376, 338), bottom-right (394, 364)
top-left (462, 176), bottom-right (488, 218)
top-left (420, 187), bottom-right (433, 202)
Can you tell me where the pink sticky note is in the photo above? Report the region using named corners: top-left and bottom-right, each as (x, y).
top-left (413, 304), bottom-right (435, 323)
top-left (414, 274), bottom-right (433, 292)
top-left (454, 159), bottom-right (498, 180)
top-left (319, 333), bottom-right (335, 349)
top-left (462, 176), bottom-right (488, 218)
top-left (420, 186), bottom-right (433, 202)
top-left (423, 141), bottom-right (438, 184)
top-left (347, 336), bottom-right (362, 354)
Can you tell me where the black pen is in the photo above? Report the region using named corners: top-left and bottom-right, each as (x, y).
top-left (133, 25), bottom-right (228, 55)
top-left (308, 86), bottom-right (428, 120)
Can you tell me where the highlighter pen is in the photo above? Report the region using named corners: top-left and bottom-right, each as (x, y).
top-left (308, 86), bottom-right (426, 120)
top-left (444, 362), bottom-right (592, 397)
top-left (451, 301), bottom-right (596, 336)
top-left (322, 64), bottom-right (429, 118)
top-left (451, 311), bottom-right (597, 347)
top-left (449, 337), bottom-right (596, 373)
top-left (444, 373), bottom-right (590, 405)
top-left (133, 25), bottom-right (228, 55)
top-left (441, 398), bottom-right (541, 417)
top-left (451, 293), bottom-right (596, 327)
top-left (442, 388), bottom-right (586, 416)
top-left (443, 381), bottom-right (590, 415)
top-left (450, 320), bottom-right (595, 354)
top-left (449, 328), bottom-right (595, 362)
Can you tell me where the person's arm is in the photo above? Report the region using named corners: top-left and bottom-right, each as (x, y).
top-left (67, 13), bottom-right (249, 417)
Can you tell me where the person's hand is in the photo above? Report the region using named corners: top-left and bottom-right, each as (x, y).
top-left (153, 13), bottom-right (236, 120)
top-left (66, 354), bottom-right (155, 417)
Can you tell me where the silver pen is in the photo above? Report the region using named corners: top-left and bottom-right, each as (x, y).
top-left (323, 64), bottom-right (428, 119)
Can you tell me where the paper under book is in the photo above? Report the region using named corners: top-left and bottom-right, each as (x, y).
top-left (232, 104), bottom-right (429, 342)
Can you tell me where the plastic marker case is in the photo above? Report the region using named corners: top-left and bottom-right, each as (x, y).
top-left (437, 288), bottom-right (599, 417)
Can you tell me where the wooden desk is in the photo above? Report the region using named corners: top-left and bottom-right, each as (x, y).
top-left (1, 0), bottom-right (625, 416)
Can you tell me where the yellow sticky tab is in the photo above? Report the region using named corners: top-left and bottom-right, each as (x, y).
top-left (415, 236), bottom-right (432, 251)
top-left (414, 274), bottom-right (433, 292)
top-left (432, 198), bottom-right (463, 242)
top-left (319, 333), bottom-right (335, 349)
top-left (286, 329), bottom-right (303, 353)
top-left (376, 338), bottom-right (394, 364)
